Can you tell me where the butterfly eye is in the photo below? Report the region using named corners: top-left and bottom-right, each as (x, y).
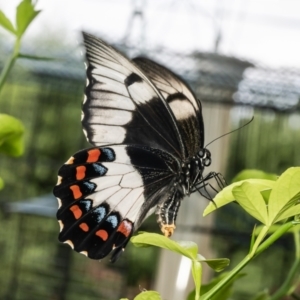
top-left (204, 157), bottom-right (211, 166)
top-left (198, 149), bottom-right (205, 157)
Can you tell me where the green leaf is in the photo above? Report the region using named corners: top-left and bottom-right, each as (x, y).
top-left (198, 257), bottom-right (230, 272)
top-left (204, 179), bottom-right (275, 216)
top-left (16, 0), bottom-right (41, 38)
top-left (0, 114), bottom-right (24, 157)
top-left (0, 10), bottom-right (16, 34)
top-left (275, 204), bottom-right (300, 222)
top-left (131, 232), bottom-right (198, 260)
top-left (268, 167), bottom-right (300, 224)
top-left (260, 189), bottom-right (272, 204)
top-left (232, 169), bottom-right (277, 182)
top-left (134, 291), bottom-right (162, 300)
top-left (191, 261), bottom-right (201, 300)
top-left (232, 182), bottom-right (268, 224)
top-left (0, 177), bottom-right (4, 190)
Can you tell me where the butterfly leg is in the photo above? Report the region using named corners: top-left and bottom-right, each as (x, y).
top-left (195, 172), bottom-right (227, 200)
top-left (156, 191), bottom-right (181, 237)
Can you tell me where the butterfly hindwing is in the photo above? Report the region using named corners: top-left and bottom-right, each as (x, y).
top-left (53, 145), bottom-right (177, 260)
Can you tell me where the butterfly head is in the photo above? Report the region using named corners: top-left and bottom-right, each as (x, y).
top-left (177, 148), bottom-right (211, 197)
top-left (197, 148), bottom-right (211, 167)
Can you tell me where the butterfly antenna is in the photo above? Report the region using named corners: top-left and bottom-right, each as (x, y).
top-left (205, 116), bottom-right (254, 148)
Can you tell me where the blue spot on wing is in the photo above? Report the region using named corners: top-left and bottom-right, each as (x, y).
top-left (94, 206), bottom-right (106, 222)
top-left (106, 215), bottom-right (118, 228)
top-left (83, 181), bottom-right (96, 191)
top-left (81, 200), bottom-right (92, 211)
top-left (92, 163), bottom-right (107, 176)
top-left (102, 148), bottom-right (115, 162)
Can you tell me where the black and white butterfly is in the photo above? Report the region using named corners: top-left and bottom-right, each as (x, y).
top-left (53, 32), bottom-right (223, 262)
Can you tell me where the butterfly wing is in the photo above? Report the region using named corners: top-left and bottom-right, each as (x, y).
top-left (133, 57), bottom-right (205, 158)
top-left (82, 32), bottom-right (185, 159)
top-left (54, 33), bottom-right (208, 261)
top-left (53, 145), bottom-right (178, 261)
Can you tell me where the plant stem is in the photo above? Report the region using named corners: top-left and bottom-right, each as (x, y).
top-left (250, 225), bottom-right (269, 256)
top-left (201, 222), bottom-right (294, 300)
top-left (0, 38), bottom-right (20, 94)
top-left (255, 222), bottom-right (294, 256)
top-left (269, 230), bottom-right (300, 300)
top-left (269, 259), bottom-right (300, 300)
top-left (201, 255), bottom-right (252, 300)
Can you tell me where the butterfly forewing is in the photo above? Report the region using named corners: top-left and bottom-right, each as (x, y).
top-left (133, 57), bottom-right (205, 158)
top-left (82, 32), bottom-right (185, 159)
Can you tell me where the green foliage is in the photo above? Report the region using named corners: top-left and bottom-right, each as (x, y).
top-left (0, 11), bottom-right (16, 34)
top-left (0, 113), bottom-right (24, 157)
top-left (232, 169), bottom-right (277, 182)
top-left (0, 113), bottom-right (25, 190)
top-left (204, 179), bottom-right (275, 215)
top-left (0, 0), bottom-right (42, 189)
top-left (121, 290), bottom-right (162, 300)
top-left (132, 232), bottom-right (229, 300)
top-left (0, 0), bottom-right (41, 92)
top-left (0, 0), bottom-right (40, 39)
top-left (16, 0), bottom-right (41, 38)
top-left (206, 167), bottom-right (300, 226)
top-left (127, 168), bottom-right (300, 300)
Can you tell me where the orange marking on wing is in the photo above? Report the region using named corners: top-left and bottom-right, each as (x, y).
top-left (79, 223), bottom-right (89, 232)
top-left (87, 149), bottom-right (101, 162)
top-left (70, 185), bottom-right (82, 199)
top-left (70, 205), bottom-right (82, 219)
top-left (95, 229), bottom-right (108, 241)
top-left (76, 166), bottom-right (86, 180)
top-left (117, 220), bottom-right (133, 237)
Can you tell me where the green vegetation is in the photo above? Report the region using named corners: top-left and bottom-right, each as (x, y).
top-left (127, 168), bottom-right (300, 300)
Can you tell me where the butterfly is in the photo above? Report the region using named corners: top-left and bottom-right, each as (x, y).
top-left (53, 32), bottom-right (223, 262)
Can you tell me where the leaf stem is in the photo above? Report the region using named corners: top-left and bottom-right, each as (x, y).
top-left (250, 225), bottom-right (269, 256)
top-left (0, 38), bottom-right (20, 94)
top-left (255, 222), bottom-right (294, 256)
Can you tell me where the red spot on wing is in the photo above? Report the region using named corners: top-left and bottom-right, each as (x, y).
top-left (79, 223), bottom-right (89, 232)
top-left (95, 229), bottom-right (108, 241)
top-left (70, 185), bottom-right (82, 199)
top-left (70, 205), bottom-right (82, 219)
top-left (117, 220), bottom-right (133, 237)
top-left (76, 166), bottom-right (86, 180)
top-left (87, 149), bottom-right (101, 163)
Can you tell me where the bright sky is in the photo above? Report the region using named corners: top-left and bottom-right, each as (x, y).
top-left (1, 0), bottom-right (300, 68)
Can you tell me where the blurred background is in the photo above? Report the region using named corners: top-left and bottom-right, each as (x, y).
top-left (0, 0), bottom-right (299, 299)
